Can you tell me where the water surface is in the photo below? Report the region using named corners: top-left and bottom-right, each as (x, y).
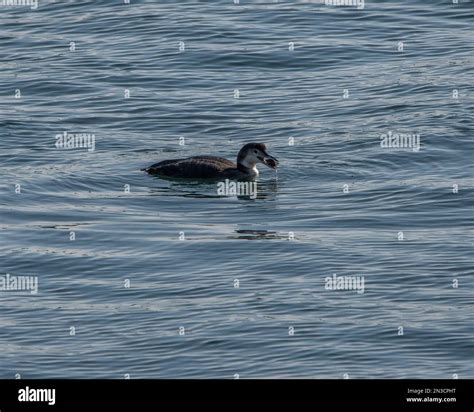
top-left (0, 0), bottom-right (473, 378)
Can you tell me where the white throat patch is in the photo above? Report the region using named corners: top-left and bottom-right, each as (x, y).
top-left (241, 162), bottom-right (258, 175)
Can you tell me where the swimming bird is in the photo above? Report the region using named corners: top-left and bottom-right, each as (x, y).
top-left (143, 143), bottom-right (279, 179)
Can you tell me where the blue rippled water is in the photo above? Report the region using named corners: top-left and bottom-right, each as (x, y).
top-left (0, 0), bottom-right (473, 378)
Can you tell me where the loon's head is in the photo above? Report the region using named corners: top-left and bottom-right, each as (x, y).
top-left (237, 143), bottom-right (279, 175)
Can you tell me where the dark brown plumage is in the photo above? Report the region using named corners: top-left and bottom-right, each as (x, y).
top-left (143, 143), bottom-right (278, 179)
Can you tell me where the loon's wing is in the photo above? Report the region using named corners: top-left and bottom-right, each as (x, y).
top-left (144, 156), bottom-right (236, 179)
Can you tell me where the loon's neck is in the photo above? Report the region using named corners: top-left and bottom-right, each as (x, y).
top-left (237, 162), bottom-right (259, 176)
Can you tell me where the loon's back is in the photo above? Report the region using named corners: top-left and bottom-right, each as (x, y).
top-left (144, 156), bottom-right (241, 179)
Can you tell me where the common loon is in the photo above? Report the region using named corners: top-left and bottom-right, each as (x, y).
top-left (143, 143), bottom-right (279, 179)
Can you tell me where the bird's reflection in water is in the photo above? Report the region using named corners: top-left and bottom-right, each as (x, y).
top-left (147, 177), bottom-right (279, 201)
top-left (228, 179), bottom-right (279, 201)
top-left (251, 179), bottom-right (278, 201)
top-left (230, 229), bottom-right (287, 240)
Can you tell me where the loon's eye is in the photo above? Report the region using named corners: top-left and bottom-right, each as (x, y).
top-left (254, 150), bottom-right (258, 154)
